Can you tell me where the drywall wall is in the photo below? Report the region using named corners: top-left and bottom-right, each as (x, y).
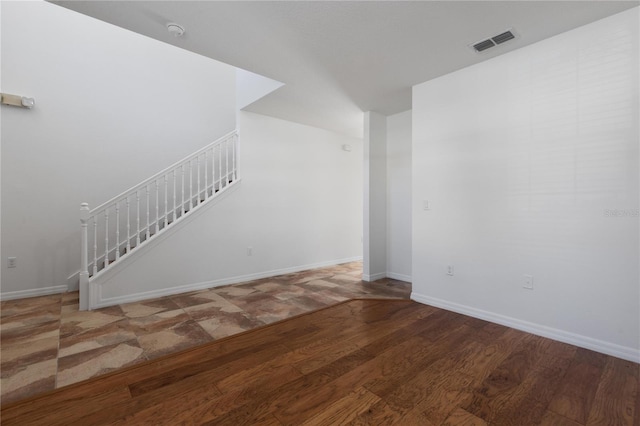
top-left (94, 111), bottom-right (363, 304)
top-left (412, 8), bottom-right (639, 361)
top-left (1, 1), bottom-right (236, 297)
top-left (386, 110), bottom-right (412, 282)
top-left (363, 111), bottom-right (387, 281)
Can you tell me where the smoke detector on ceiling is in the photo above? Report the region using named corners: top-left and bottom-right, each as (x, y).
top-left (167, 23), bottom-right (185, 37)
top-left (470, 28), bottom-right (517, 53)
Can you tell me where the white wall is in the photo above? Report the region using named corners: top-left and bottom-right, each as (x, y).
top-left (363, 111), bottom-right (387, 281)
top-left (236, 68), bottom-right (284, 111)
top-left (1, 1), bottom-right (236, 297)
top-left (412, 8), bottom-right (639, 361)
top-left (94, 111), bottom-right (363, 304)
top-left (386, 110), bottom-right (412, 282)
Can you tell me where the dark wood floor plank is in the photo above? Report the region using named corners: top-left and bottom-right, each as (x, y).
top-left (462, 334), bottom-right (544, 422)
top-left (108, 382), bottom-right (224, 426)
top-left (464, 321), bottom-right (510, 346)
top-left (182, 364), bottom-right (300, 425)
top-left (217, 300), bottom-right (431, 394)
top-left (392, 409), bottom-right (438, 426)
top-left (586, 357), bottom-right (638, 426)
top-left (635, 363), bottom-right (640, 426)
top-left (0, 385), bottom-right (132, 425)
top-left (215, 312), bottom-right (430, 422)
top-left (208, 349), bottom-right (377, 425)
top-left (1, 299), bottom-right (637, 426)
top-left (275, 335), bottom-right (434, 425)
top-left (127, 323), bottom-right (318, 397)
top-left (539, 410), bottom-right (584, 426)
top-left (93, 361), bottom-right (301, 425)
top-left (456, 327), bottom-right (528, 386)
top-left (278, 299), bottom-right (422, 353)
top-left (298, 386), bottom-right (380, 425)
top-left (353, 338), bottom-right (483, 426)
top-left (402, 370), bottom-right (475, 425)
top-left (347, 399), bottom-right (406, 426)
top-left (487, 365), bottom-right (566, 426)
top-left (363, 323), bottom-right (475, 397)
top-left (340, 313), bottom-right (475, 425)
top-left (547, 348), bottom-right (608, 424)
top-left (442, 407), bottom-right (488, 426)
top-left (481, 335), bottom-right (578, 425)
top-left (292, 309), bottom-right (439, 376)
top-left (112, 364), bottom-right (298, 426)
top-left (388, 341), bottom-right (486, 424)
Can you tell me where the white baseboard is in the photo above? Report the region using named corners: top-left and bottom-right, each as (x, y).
top-left (363, 272), bottom-right (411, 283)
top-left (386, 272), bottom-right (412, 283)
top-left (0, 285), bottom-right (68, 301)
top-left (411, 292), bottom-right (640, 364)
top-left (67, 271), bottom-right (80, 291)
top-left (362, 272), bottom-right (386, 282)
top-left (93, 256), bottom-right (363, 309)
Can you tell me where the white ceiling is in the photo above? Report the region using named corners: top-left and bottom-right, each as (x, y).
top-left (52, 1), bottom-right (638, 138)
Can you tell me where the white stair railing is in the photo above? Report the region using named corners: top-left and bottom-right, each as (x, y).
top-left (79, 130), bottom-right (239, 310)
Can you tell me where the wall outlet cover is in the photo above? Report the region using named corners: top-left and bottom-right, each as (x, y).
top-left (523, 274), bottom-right (533, 290)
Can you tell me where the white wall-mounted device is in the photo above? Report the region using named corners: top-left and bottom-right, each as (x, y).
top-left (1, 93), bottom-right (35, 109)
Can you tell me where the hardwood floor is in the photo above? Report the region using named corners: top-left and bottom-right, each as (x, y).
top-left (1, 299), bottom-right (638, 425)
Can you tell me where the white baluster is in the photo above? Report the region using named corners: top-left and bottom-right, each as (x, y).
top-left (155, 180), bottom-right (160, 233)
top-left (211, 146), bottom-right (216, 197)
top-left (136, 191), bottom-right (141, 246)
top-left (173, 169), bottom-right (177, 221)
top-left (126, 198), bottom-right (131, 253)
top-left (79, 203), bottom-right (90, 310)
top-left (205, 152), bottom-right (209, 199)
top-left (145, 185), bottom-right (150, 240)
top-left (236, 133), bottom-right (240, 180)
top-left (189, 159), bottom-right (194, 209)
top-left (181, 165), bottom-right (186, 216)
top-left (115, 202), bottom-right (120, 260)
top-left (226, 138), bottom-right (230, 185)
top-left (164, 174), bottom-right (168, 228)
top-left (232, 135), bottom-right (236, 181)
top-left (104, 210), bottom-right (109, 268)
top-left (218, 143), bottom-right (222, 191)
top-left (93, 216), bottom-right (98, 275)
top-left (197, 154), bottom-right (201, 206)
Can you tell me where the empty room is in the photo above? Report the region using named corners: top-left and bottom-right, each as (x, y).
top-left (1, 1), bottom-right (638, 425)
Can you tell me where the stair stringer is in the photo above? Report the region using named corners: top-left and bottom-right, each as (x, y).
top-left (87, 179), bottom-right (241, 310)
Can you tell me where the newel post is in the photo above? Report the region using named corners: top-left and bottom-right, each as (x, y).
top-left (79, 203), bottom-right (90, 311)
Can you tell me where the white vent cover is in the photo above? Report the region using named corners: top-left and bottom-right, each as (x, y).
top-left (471, 28), bottom-right (517, 53)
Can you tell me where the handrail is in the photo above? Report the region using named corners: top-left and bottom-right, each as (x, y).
top-left (79, 130), bottom-right (239, 310)
top-left (90, 130), bottom-right (237, 214)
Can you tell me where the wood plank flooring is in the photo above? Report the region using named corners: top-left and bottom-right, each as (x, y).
top-left (1, 299), bottom-right (638, 425)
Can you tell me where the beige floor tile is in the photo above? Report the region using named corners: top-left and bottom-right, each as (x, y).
top-left (57, 340), bottom-right (146, 388)
top-left (0, 358), bottom-right (57, 404)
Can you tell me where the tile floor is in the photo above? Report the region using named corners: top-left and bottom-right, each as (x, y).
top-left (0, 261), bottom-right (410, 405)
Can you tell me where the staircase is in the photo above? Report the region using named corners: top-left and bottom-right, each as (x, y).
top-left (79, 131), bottom-right (239, 310)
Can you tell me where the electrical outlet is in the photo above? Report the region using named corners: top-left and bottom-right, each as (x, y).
top-left (447, 265), bottom-right (454, 276)
top-left (7, 257), bottom-right (17, 268)
top-left (523, 274), bottom-right (533, 290)
top-left (247, 247), bottom-right (253, 256)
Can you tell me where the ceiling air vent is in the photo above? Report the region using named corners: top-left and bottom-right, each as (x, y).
top-left (492, 30), bottom-right (515, 45)
top-left (471, 28), bottom-right (517, 53)
top-left (473, 39), bottom-right (495, 52)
